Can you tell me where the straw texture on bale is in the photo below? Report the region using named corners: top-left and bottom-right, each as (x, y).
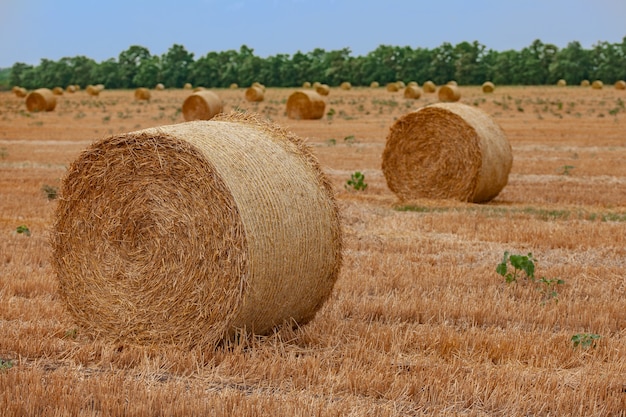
top-left (134, 87), bottom-right (151, 101)
top-left (581, 80), bottom-right (590, 87)
top-left (423, 81), bottom-right (437, 93)
top-left (25, 88), bottom-right (57, 112)
top-left (245, 86), bottom-right (264, 102)
top-left (315, 84), bottom-right (330, 96)
top-left (382, 102), bottom-right (512, 203)
top-left (13, 87), bottom-right (27, 98)
top-left (438, 84), bottom-right (461, 102)
top-left (482, 81), bottom-right (495, 93)
top-left (615, 80), bottom-right (626, 90)
top-left (53, 87), bottom-right (64, 95)
top-left (286, 90), bottom-right (326, 120)
top-left (182, 90), bottom-right (223, 121)
top-left (592, 80), bottom-right (603, 89)
top-left (51, 112), bottom-right (342, 349)
top-left (403, 85), bottom-right (422, 99)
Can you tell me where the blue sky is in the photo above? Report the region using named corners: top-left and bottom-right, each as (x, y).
top-left (1, 0), bottom-right (625, 68)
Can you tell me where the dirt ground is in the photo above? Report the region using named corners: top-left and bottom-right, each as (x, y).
top-left (0, 84), bottom-right (625, 415)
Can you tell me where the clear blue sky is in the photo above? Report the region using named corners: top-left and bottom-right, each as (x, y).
top-left (1, 0), bottom-right (624, 68)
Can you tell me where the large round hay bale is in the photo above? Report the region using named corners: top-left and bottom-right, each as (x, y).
top-left (592, 80), bottom-right (603, 89)
top-left (315, 84), bottom-right (330, 96)
top-left (557, 79), bottom-right (567, 87)
top-left (340, 81), bottom-right (351, 90)
top-left (134, 87), bottom-right (151, 101)
top-left (482, 81), bottom-right (495, 93)
top-left (51, 113), bottom-right (342, 349)
top-left (615, 80), bottom-right (626, 90)
top-left (438, 84), bottom-right (461, 102)
top-left (245, 85), bottom-right (264, 102)
top-left (382, 102), bottom-right (512, 203)
top-left (25, 88), bottom-right (57, 112)
top-left (182, 90), bottom-right (223, 121)
top-left (403, 85), bottom-right (422, 99)
top-left (13, 87), bottom-right (27, 98)
top-left (286, 90), bottom-right (326, 120)
top-left (423, 80), bottom-right (437, 93)
top-left (580, 79), bottom-right (590, 87)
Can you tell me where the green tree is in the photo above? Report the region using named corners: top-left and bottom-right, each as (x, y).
top-left (118, 45), bottom-right (151, 88)
top-left (160, 44), bottom-right (194, 88)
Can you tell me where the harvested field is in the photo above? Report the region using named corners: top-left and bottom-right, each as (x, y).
top-left (0, 85), bottom-right (625, 416)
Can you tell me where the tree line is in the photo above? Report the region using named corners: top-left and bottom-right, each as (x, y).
top-left (6, 38), bottom-right (626, 90)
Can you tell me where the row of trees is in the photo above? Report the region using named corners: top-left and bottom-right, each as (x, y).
top-left (7, 38), bottom-right (626, 90)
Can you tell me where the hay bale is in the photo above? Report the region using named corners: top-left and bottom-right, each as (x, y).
top-left (423, 80), bottom-right (437, 93)
top-left (592, 80), bottom-right (603, 89)
top-left (286, 90), bottom-right (325, 120)
top-left (340, 81), bottom-right (351, 90)
top-left (315, 84), bottom-right (330, 96)
top-left (155, 83), bottom-right (165, 90)
top-left (370, 81), bottom-right (379, 88)
top-left (51, 112), bottom-right (342, 349)
top-left (52, 87), bottom-right (64, 95)
top-left (25, 88), bottom-right (57, 112)
top-left (184, 83), bottom-right (193, 90)
top-left (245, 85), bottom-right (264, 102)
top-left (229, 83), bottom-right (239, 89)
top-left (557, 79), bottom-right (567, 86)
top-left (66, 85), bottom-right (77, 93)
top-left (252, 82), bottom-right (266, 92)
top-left (86, 85), bottom-right (100, 96)
top-left (403, 85), bottom-right (422, 99)
top-left (482, 81), bottom-right (495, 93)
top-left (580, 79), bottom-right (590, 87)
top-left (193, 86), bottom-right (206, 92)
top-left (13, 87), bottom-right (27, 98)
top-left (396, 81), bottom-right (406, 88)
top-left (302, 81), bottom-right (312, 88)
top-left (382, 102), bottom-right (512, 203)
top-left (447, 80), bottom-right (458, 86)
top-left (182, 90), bottom-right (223, 121)
top-left (386, 82), bottom-right (399, 92)
top-left (134, 87), bottom-right (151, 101)
top-left (312, 81), bottom-right (321, 89)
top-left (438, 84), bottom-right (461, 102)
top-left (407, 81), bottom-right (418, 87)
top-left (615, 80), bottom-right (626, 90)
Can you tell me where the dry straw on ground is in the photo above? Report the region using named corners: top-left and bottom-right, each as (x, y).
top-left (382, 102), bottom-right (512, 203)
top-left (592, 80), bottom-right (603, 89)
top-left (438, 84), bottom-right (461, 102)
top-left (422, 80), bottom-right (437, 93)
top-left (245, 85), bottom-right (265, 102)
top-left (25, 88), bottom-right (57, 112)
top-left (403, 85), bottom-right (422, 99)
top-left (51, 112), bottom-right (342, 350)
top-left (315, 84), bottom-right (330, 96)
top-left (182, 90), bottom-right (223, 121)
top-left (286, 90), bottom-right (326, 120)
top-left (482, 81), bottom-right (495, 93)
top-left (615, 80), bottom-right (626, 90)
top-left (134, 87), bottom-right (151, 101)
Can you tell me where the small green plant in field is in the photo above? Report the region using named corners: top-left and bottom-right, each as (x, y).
top-left (326, 108), bottom-right (336, 120)
top-left (343, 135), bottom-right (356, 144)
top-left (0, 147), bottom-right (7, 159)
top-left (326, 138), bottom-right (336, 146)
top-left (496, 251), bottom-right (564, 303)
top-left (559, 165), bottom-right (575, 175)
top-left (571, 333), bottom-right (600, 349)
top-left (64, 328), bottom-right (78, 339)
top-left (42, 184), bottom-right (58, 200)
top-left (0, 359), bottom-right (13, 371)
top-left (16, 225), bottom-right (31, 236)
top-left (345, 171), bottom-right (368, 191)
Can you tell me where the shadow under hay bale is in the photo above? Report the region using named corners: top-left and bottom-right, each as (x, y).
top-left (182, 90), bottom-right (223, 121)
top-left (382, 102), bottom-right (512, 203)
top-left (26, 88), bottom-right (57, 112)
top-left (51, 113), bottom-right (342, 349)
top-left (286, 90), bottom-right (326, 120)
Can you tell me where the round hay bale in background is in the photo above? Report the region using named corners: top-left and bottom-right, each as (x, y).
top-left (13, 87), bottom-right (28, 98)
top-left (592, 80), bottom-right (603, 89)
top-left (86, 85), bottom-right (100, 96)
top-left (315, 84), bottom-right (330, 96)
top-left (447, 80), bottom-right (458, 86)
top-left (423, 80), bottom-right (437, 93)
top-left (155, 83), bottom-right (165, 90)
top-left (382, 102), bottom-right (512, 203)
top-left (482, 81), bottom-right (495, 93)
top-left (134, 87), bottom-right (151, 101)
top-left (302, 81), bottom-right (312, 88)
top-left (25, 88), bottom-right (57, 112)
top-left (52, 87), bottom-right (64, 95)
top-left (580, 80), bottom-right (590, 87)
top-left (184, 83), bottom-right (193, 90)
top-left (252, 82), bottom-right (266, 92)
top-left (557, 79), bottom-right (567, 86)
top-left (229, 83), bottom-right (239, 89)
top-left (312, 81), bottom-right (321, 89)
top-left (386, 82), bottom-right (400, 92)
top-left (66, 85), bottom-right (77, 93)
top-left (287, 90), bottom-right (326, 120)
top-left (615, 80), bottom-right (626, 90)
top-left (182, 90), bottom-right (223, 121)
top-left (370, 81), bottom-right (379, 88)
top-left (403, 85), bottom-right (422, 99)
top-left (193, 86), bottom-right (206, 92)
top-left (396, 81), bottom-right (406, 88)
top-left (51, 113), bottom-right (342, 349)
top-left (407, 81), bottom-right (418, 87)
top-left (340, 81), bottom-right (352, 90)
top-left (438, 84), bottom-right (461, 102)
top-left (245, 85), bottom-right (265, 102)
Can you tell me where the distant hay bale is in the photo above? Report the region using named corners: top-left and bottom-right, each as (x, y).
top-left (25, 88), bottom-right (57, 112)
top-left (438, 84), bottom-right (461, 102)
top-left (182, 90), bottom-right (223, 121)
top-left (229, 83), bottom-right (238, 89)
top-left (407, 81), bottom-right (418, 87)
top-left (396, 81), bottom-right (406, 88)
top-left (615, 80), bottom-right (626, 90)
top-left (370, 81), bottom-right (379, 88)
top-left (245, 85), bottom-right (264, 102)
top-left (13, 87), bottom-right (28, 98)
top-left (557, 79), bottom-right (567, 87)
top-left (447, 80), bottom-right (458, 86)
top-left (481, 81), bottom-right (495, 93)
top-left (252, 82), bottom-right (266, 92)
top-left (580, 80), bottom-right (590, 87)
top-left (52, 87), bottom-right (64, 95)
top-left (155, 83), bottom-right (165, 90)
top-left (302, 81), bottom-right (312, 88)
top-left (312, 81), bottom-right (322, 89)
top-left (66, 85), bottom-right (77, 93)
top-left (134, 87), bottom-right (151, 101)
top-left (340, 81), bottom-right (352, 90)
top-left (382, 102), bottom-right (512, 203)
top-left (286, 90), bottom-right (326, 120)
top-left (423, 80), bottom-right (437, 93)
top-left (592, 80), bottom-right (603, 89)
top-left (184, 83), bottom-right (193, 90)
top-left (51, 112), bottom-right (342, 349)
top-left (193, 86), bottom-right (206, 92)
top-left (403, 85), bottom-right (422, 99)
top-left (315, 84), bottom-right (330, 96)
top-left (86, 85), bottom-right (100, 96)
top-left (95, 84), bottom-right (105, 91)
top-left (386, 82), bottom-right (400, 92)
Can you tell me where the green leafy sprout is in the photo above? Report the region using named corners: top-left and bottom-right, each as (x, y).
top-left (345, 171), bottom-right (368, 191)
top-left (571, 333), bottom-right (601, 349)
top-left (496, 251), bottom-right (564, 303)
top-left (16, 225), bottom-right (31, 236)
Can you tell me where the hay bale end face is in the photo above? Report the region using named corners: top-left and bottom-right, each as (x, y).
top-left (25, 88), bottom-right (57, 112)
top-left (482, 81), bottom-right (495, 93)
top-left (182, 90), bottom-right (223, 121)
top-left (245, 85), bottom-right (265, 102)
top-left (51, 113), bottom-right (342, 349)
top-left (438, 84), bottom-right (461, 102)
top-left (134, 87), bottom-right (151, 101)
top-left (382, 102), bottom-right (512, 203)
top-left (615, 80), bottom-right (626, 90)
top-left (286, 90), bottom-right (326, 120)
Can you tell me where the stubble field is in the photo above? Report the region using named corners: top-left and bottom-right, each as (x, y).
top-left (0, 84), bottom-right (625, 416)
